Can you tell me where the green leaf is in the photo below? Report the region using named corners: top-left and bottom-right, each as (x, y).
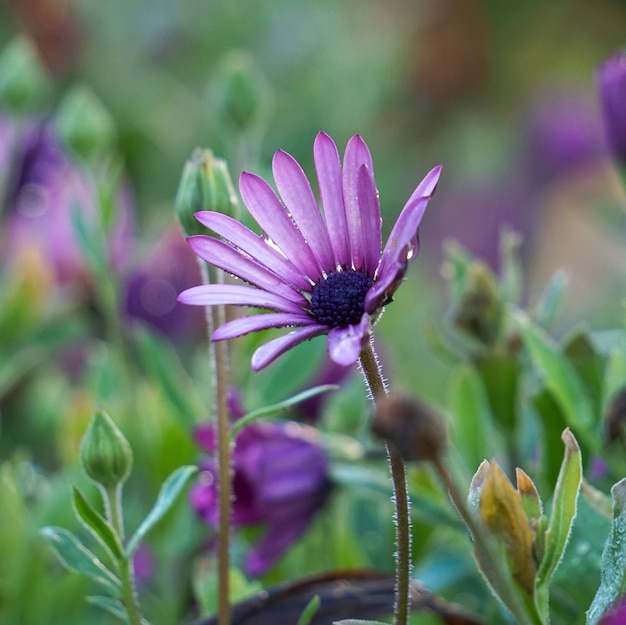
top-left (587, 478), bottom-right (626, 625)
top-left (40, 526), bottom-right (121, 595)
top-left (72, 486), bottom-right (124, 564)
top-left (448, 363), bottom-right (495, 471)
top-left (70, 204), bottom-right (107, 275)
top-left (86, 595), bottom-right (127, 621)
top-left (133, 326), bottom-right (203, 427)
top-left (126, 465), bottom-right (197, 557)
top-left (535, 429), bottom-right (582, 616)
top-left (516, 313), bottom-right (595, 447)
top-left (229, 384), bottom-right (339, 439)
top-left (297, 595), bottom-right (321, 625)
top-left (533, 271), bottom-right (567, 328)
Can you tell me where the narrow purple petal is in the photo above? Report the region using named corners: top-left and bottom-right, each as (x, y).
top-left (314, 132), bottom-right (350, 268)
top-left (272, 150), bottom-right (335, 272)
top-left (251, 325), bottom-right (328, 371)
top-left (239, 172), bottom-right (321, 281)
top-left (365, 165), bottom-right (442, 312)
top-left (342, 135), bottom-right (375, 271)
top-left (194, 211), bottom-right (311, 290)
top-left (356, 164), bottom-right (382, 276)
top-left (178, 283), bottom-right (305, 314)
top-left (212, 312), bottom-right (316, 341)
top-left (327, 313), bottom-right (371, 366)
top-left (187, 236), bottom-right (308, 306)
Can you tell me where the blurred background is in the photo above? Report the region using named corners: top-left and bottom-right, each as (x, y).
top-left (2, 0), bottom-right (626, 623)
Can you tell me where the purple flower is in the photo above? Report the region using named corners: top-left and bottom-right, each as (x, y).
top-left (178, 132), bottom-right (441, 370)
top-left (600, 598), bottom-right (626, 625)
top-left (598, 51), bottom-right (626, 165)
top-left (190, 394), bottom-right (332, 577)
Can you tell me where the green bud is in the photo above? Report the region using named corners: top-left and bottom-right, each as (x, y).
top-left (79, 410), bottom-right (132, 489)
top-left (55, 85), bottom-right (116, 162)
top-left (175, 149), bottom-right (238, 236)
top-left (0, 36), bottom-right (50, 113)
top-left (212, 50), bottom-right (272, 133)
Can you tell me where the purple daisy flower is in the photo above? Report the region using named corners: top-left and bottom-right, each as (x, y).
top-left (178, 132), bottom-right (441, 370)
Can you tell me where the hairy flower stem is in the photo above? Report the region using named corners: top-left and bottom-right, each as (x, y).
top-left (359, 340), bottom-right (411, 625)
top-left (199, 261), bottom-right (232, 625)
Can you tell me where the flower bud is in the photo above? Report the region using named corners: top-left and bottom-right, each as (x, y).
top-left (212, 51), bottom-right (272, 133)
top-left (0, 36), bottom-right (50, 113)
top-left (597, 51), bottom-right (626, 166)
top-left (55, 85), bottom-right (116, 162)
top-left (451, 262), bottom-right (503, 347)
top-left (175, 149), bottom-right (238, 236)
top-left (79, 410), bottom-right (132, 489)
top-left (371, 393), bottom-right (447, 463)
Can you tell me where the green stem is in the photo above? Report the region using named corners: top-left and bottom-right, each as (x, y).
top-left (104, 485), bottom-right (145, 625)
top-left (199, 261), bottom-right (231, 625)
top-left (359, 340), bottom-right (411, 625)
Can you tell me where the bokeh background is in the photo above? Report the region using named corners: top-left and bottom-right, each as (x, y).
top-left (2, 0), bottom-right (626, 624)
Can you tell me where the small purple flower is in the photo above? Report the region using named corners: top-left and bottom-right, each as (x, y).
top-left (598, 51), bottom-right (626, 165)
top-left (190, 394), bottom-right (332, 577)
top-left (178, 132), bottom-right (441, 370)
top-left (600, 598), bottom-right (626, 625)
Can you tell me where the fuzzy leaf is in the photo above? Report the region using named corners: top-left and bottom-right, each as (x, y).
top-left (86, 595), bottom-right (127, 620)
top-left (586, 478), bottom-right (626, 624)
top-left (516, 468), bottom-right (543, 523)
top-left (40, 526), bottom-right (121, 595)
top-left (126, 465), bottom-right (197, 557)
top-left (72, 486), bottom-right (124, 563)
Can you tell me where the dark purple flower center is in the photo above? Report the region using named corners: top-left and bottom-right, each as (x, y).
top-left (310, 270), bottom-right (373, 328)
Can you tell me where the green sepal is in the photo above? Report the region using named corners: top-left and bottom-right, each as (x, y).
top-left (72, 486), bottom-right (124, 564)
top-left (40, 526), bottom-right (121, 595)
top-left (586, 478), bottom-right (626, 624)
top-left (126, 465), bottom-right (198, 557)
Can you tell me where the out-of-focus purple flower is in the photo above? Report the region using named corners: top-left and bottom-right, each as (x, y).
top-left (178, 132), bottom-right (441, 370)
top-left (190, 391), bottom-right (332, 577)
top-left (124, 222), bottom-right (205, 341)
top-left (600, 598), bottom-right (626, 625)
top-left (598, 51), bottom-right (626, 165)
top-left (0, 117), bottom-right (133, 287)
top-left (525, 91), bottom-right (602, 184)
top-left (132, 544), bottom-right (156, 587)
top-left (589, 456), bottom-right (609, 482)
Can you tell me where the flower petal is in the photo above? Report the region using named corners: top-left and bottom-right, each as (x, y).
top-left (194, 211), bottom-right (311, 290)
top-left (178, 283), bottom-right (305, 314)
top-left (366, 165), bottom-right (442, 312)
top-left (187, 236), bottom-right (308, 306)
top-left (212, 312), bottom-right (316, 341)
top-left (342, 135), bottom-right (375, 271)
top-left (327, 313), bottom-right (371, 366)
top-left (239, 172), bottom-right (321, 281)
top-left (272, 149), bottom-right (335, 273)
top-left (356, 164), bottom-right (382, 276)
top-left (314, 131), bottom-right (350, 268)
top-left (251, 325), bottom-right (328, 371)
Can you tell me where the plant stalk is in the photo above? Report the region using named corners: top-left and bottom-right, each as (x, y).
top-left (359, 340), bottom-right (411, 625)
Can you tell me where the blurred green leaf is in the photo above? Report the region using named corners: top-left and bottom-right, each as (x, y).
top-left (533, 271), bottom-right (567, 329)
top-left (125, 465), bottom-right (197, 557)
top-left (535, 429), bottom-right (582, 617)
top-left (39, 526), bottom-right (121, 595)
top-left (296, 595), bottom-right (321, 625)
top-left (70, 204), bottom-right (107, 276)
top-left (516, 313), bottom-right (596, 448)
top-left (86, 595), bottom-right (126, 620)
top-left (72, 486), bottom-right (124, 564)
top-left (563, 329), bottom-right (605, 414)
top-left (586, 478), bottom-right (626, 625)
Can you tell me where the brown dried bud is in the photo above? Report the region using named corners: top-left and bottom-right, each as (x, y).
top-left (371, 393), bottom-right (447, 463)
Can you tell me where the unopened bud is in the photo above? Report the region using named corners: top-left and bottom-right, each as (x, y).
top-left (175, 149), bottom-right (238, 236)
top-left (371, 393), bottom-right (447, 463)
top-left (0, 36), bottom-right (50, 113)
top-left (451, 262), bottom-right (503, 347)
top-left (79, 410), bottom-right (132, 489)
top-left (212, 51), bottom-right (272, 133)
top-left (55, 85), bottom-right (116, 162)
